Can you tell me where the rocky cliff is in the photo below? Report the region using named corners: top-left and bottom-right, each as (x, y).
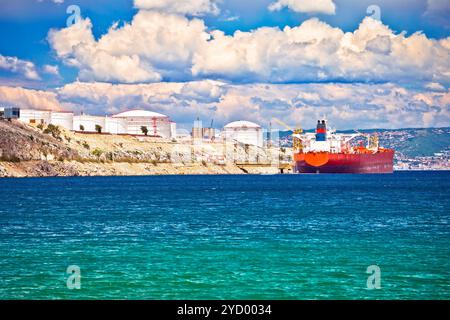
top-left (0, 120), bottom-right (282, 177)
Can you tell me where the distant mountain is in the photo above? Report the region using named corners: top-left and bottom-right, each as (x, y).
top-left (275, 127), bottom-right (450, 158)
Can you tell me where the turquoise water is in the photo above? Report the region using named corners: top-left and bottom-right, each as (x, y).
top-left (0, 172), bottom-right (449, 299)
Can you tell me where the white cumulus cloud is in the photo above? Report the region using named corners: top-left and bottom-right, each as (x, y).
top-left (268, 0), bottom-right (336, 15)
top-left (48, 12), bottom-right (210, 83)
top-left (193, 17), bottom-right (450, 85)
top-left (43, 64), bottom-right (60, 76)
top-left (53, 81), bottom-right (450, 130)
top-left (0, 55), bottom-right (41, 80)
top-left (47, 10), bottom-right (450, 88)
top-left (0, 86), bottom-right (61, 110)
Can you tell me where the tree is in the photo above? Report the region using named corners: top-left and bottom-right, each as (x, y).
top-left (43, 124), bottom-right (61, 139)
top-left (95, 124), bottom-right (102, 134)
top-left (79, 124), bottom-right (85, 131)
top-left (141, 126), bottom-right (148, 136)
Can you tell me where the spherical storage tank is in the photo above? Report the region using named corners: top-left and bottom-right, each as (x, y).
top-left (223, 120), bottom-right (263, 147)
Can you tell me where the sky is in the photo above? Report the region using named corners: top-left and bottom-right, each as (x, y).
top-left (0, 0), bottom-right (449, 130)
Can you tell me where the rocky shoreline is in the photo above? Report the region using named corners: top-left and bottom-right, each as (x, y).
top-left (0, 120), bottom-right (283, 178)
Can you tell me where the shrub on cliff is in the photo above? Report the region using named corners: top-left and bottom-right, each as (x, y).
top-left (92, 148), bottom-right (103, 160)
top-left (43, 124), bottom-right (61, 140)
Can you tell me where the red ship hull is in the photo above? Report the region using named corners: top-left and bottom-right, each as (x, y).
top-left (294, 150), bottom-right (394, 174)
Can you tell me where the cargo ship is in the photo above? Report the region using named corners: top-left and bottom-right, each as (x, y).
top-left (293, 120), bottom-right (394, 174)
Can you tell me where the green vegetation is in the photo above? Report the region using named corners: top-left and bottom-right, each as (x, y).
top-left (388, 129), bottom-right (450, 157)
top-left (43, 124), bottom-right (61, 139)
top-left (92, 148), bottom-right (103, 160)
top-left (82, 141), bottom-right (90, 150)
top-left (141, 126), bottom-right (148, 136)
top-left (79, 124), bottom-right (85, 131)
top-left (95, 125), bottom-right (102, 134)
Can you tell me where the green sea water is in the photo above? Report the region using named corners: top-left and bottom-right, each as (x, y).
top-left (0, 172), bottom-right (449, 299)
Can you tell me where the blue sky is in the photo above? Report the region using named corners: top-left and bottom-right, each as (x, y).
top-left (0, 0), bottom-right (449, 129)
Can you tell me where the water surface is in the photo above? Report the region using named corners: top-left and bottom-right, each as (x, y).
top-left (0, 172), bottom-right (449, 299)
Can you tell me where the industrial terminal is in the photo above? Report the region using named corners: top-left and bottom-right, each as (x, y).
top-left (0, 105), bottom-right (289, 177)
top-left (1, 106), bottom-right (448, 175)
top-left (0, 106), bottom-right (266, 148)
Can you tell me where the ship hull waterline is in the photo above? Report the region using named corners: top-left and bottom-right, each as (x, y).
top-left (294, 150), bottom-right (395, 174)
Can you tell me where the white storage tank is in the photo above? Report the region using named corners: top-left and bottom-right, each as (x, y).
top-left (223, 120), bottom-right (264, 147)
top-left (50, 111), bottom-right (74, 131)
top-left (105, 117), bottom-right (127, 135)
top-left (74, 115), bottom-right (106, 133)
top-left (19, 109), bottom-right (52, 126)
top-left (112, 109), bottom-right (173, 138)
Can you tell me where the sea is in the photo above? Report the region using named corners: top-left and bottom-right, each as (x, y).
top-left (0, 171), bottom-right (449, 299)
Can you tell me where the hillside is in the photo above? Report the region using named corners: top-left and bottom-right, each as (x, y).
top-left (0, 120), bottom-right (281, 177)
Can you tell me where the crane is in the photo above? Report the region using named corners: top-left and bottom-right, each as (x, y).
top-left (271, 117), bottom-right (303, 152)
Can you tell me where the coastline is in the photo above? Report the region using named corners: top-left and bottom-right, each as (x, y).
top-left (0, 160), bottom-right (281, 178)
top-left (0, 120), bottom-right (285, 178)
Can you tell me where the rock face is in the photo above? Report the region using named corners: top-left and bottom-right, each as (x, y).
top-left (0, 120), bottom-right (286, 177)
top-left (0, 120), bottom-right (78, 162)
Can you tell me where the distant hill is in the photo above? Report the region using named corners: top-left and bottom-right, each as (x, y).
top-left (276, 127), bottom-right (450, 158)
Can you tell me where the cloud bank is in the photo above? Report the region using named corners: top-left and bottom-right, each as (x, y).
top-left (3, 80), bottom-right (447, 130)
top-left (0, 86), bottom-right (61, 110)
top-left (47, 11), bottom-right (450, 86)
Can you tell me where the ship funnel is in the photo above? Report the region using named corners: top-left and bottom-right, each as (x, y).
top-left (316, 119), bottom-right (327, 141)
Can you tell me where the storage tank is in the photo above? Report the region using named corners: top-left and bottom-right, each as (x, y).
top-left (73, 115), bottom-right (106, 133)
top-left (19, 109), bottom-right (52, 125)
top-left (50, 111), bottom-right (74, 131)
top-left (112, 109), bottom-right (172, 138)
top-left (105, 117), bottom-right (127, 134)
top-left (223, 120), bottom-right (263, 147)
